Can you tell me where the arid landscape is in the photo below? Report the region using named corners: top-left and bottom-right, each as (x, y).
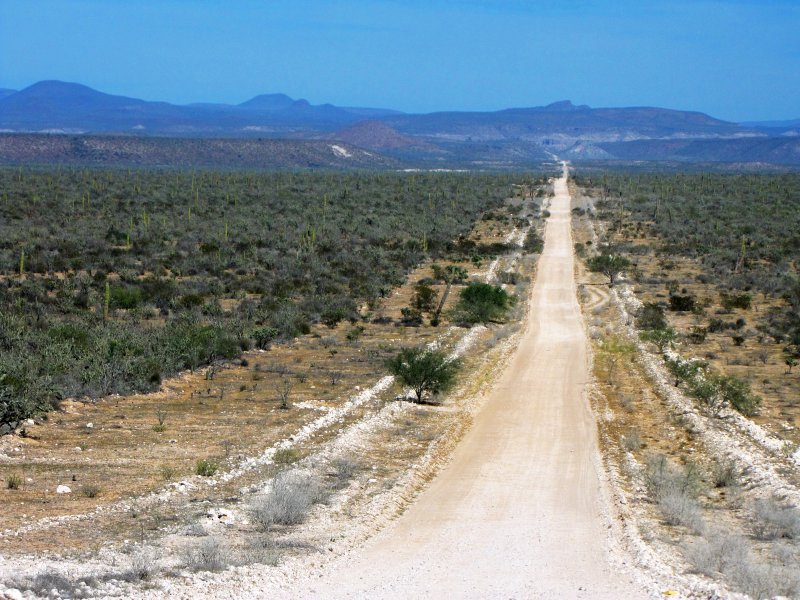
top-left (2, 1), bottom-right (799, 598)
top-left (2, 161), bottom-right (798, 599)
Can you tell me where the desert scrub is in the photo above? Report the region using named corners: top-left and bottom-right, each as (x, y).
top-left (81, 483), bottom-right (102, 498)
top-left (195, 459), bottom-right (219, 477)
top-left (183, 537), bottom-right (231, 572)
top-left (6, 473), bottom-right (23, 489)
top-left (751, 496), bottom-right (800, 540)
top-left (329, 456), bottom-right (360, 489)
top-left (644, 453), bottom-right (706, 534)
top-left (0, 168), bottom-right (526, 425)
top-left (250, 470), bottom-right (323, 530)
top-left (272, 447), bottom-right (299, 466)
top-left (159, 464), bottom-right (179, 481)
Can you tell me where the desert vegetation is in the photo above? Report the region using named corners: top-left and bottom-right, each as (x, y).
top-left (573, 173), bottom-right (800, 599)
top-left (0, 167), bottom-right (542, 426)
top-left (0, 166), bottom-right (549, 598)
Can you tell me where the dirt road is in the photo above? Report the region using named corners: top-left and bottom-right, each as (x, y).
top-left (287, 164), bottom-right (644, 598)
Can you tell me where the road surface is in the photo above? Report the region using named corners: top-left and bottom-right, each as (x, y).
top-left (292, 163), bottom-right (643, 599)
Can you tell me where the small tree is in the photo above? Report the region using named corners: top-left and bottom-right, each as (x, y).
top-left (784, 345), bottom-right (799, 374)
top-left (640, 327), bottom-right (678, 353)
top-left (275, 380), bottom-right (292, 410)
top-left (412, 283), bottom-right (438, 312)
top-left (430, 264), bottom-right (468, 326)
top-left (588, 254), bottom-right (631, 286)
top-left (386, 347), bottom-right (461, 403)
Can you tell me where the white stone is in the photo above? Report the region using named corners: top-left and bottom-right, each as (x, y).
top-left (56, 484), bottom-right (72, 494)
top-left (5, 588), bottom-right (24, 600)
top-left (85, 423), bottom-right (94, 429)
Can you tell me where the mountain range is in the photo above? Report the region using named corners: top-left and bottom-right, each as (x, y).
top-left (0, 80), bottom-right (798, 168)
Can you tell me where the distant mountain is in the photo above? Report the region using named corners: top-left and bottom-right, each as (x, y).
top-left (0, 80), bottom-right (797, 167)
top-left (0, 81), bottom-right (367, 134)
top-left (0, 88), bottom-right (17, 101)
top-left (0, 134), bottom-right (397, 169)
top-left (596, 137), bottom-right (800, 165)
top-left (238, 93), bottom-right (296, 111)
top-left (381, 104), bottom-right (750, 144)
top-left (741, 118), bottom-right (800, 128)
top-left (332, 120), bottom-right (436, 152)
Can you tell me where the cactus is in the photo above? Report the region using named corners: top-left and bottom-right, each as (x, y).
top-left (19, 250), bottom-right (25, 276)
top-left (300, 226), bottom-right (317, 253)
top-left (224, 221), bottom-right (229, 242)
top-left (104, 281), bottom-right (110, 322)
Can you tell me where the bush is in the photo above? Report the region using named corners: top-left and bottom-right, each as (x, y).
top-left (644, 454), bottom-right (703, 501)
top-left (329, 456), bottom-right (359, 489)
top-left (125, 547), bottom-right (161, 582)
top-left (81, 484), bottom-right (102, 498)
top-left (252, 326), bottom-right (279, 349)
top-left (658, 491), bottom-right (705, 533)
top-left (6, 473), bottom-right (22, 489)
top-left (721, 292), bottom-right (752, 311)
top-left (523, 230), bottom-right (544, 253)
top-left (588, 254), bottom-right (631, 285)
top-left (717, 375), bottom-right (761, 416)
top-left (669, 294), bottom-right (696, 312)
top-left (183, 537), bottom-right (231, 572)
top-left (640, 327), bottom-right (677, 353)
top-left (109, 285), bottom-right (143, 310)
top-left (711, 460), bottom-right (740, 489)
top-left (400, 306), bottom-right (423, 326)
top-left (272, 447), bottom-right (299, 466)
top-left (195, 459), bottom-right (219, 477)
top-left (752, 496), bottom-right (800, 540)
top-left (450, 282), bottom-right (514, 324)
top-left (385, 347), bottom-right (461, 403)
top-left (636, 302), bottom-right (667, 330)
top-left (250, 471), bottom-right (322, 530)
top-left (411, 283), bottom-right (438, 312)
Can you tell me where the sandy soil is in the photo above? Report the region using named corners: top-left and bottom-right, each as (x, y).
top-left (270, 164), bottom-right (646, 598)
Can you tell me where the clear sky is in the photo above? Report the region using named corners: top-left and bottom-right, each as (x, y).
top-left (1, 0), bottom-right (798, 121)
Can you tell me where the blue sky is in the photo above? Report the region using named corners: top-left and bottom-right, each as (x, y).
top-left (1, 0), bottom-right (798, 120)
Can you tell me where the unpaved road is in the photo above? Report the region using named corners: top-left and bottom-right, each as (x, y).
top-left (283, 164), bottom-right (645, 599)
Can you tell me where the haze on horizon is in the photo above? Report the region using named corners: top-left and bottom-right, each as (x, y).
top-left (1, 0), bottom-right (798, 122)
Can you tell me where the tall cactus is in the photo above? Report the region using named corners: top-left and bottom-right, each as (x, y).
top-left (104, 281), bottom-right (110, 322)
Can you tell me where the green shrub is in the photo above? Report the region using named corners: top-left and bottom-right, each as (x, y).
top-left (717, 375), bottom-right (761, 416)
top-left (411, 283), bottom-right (438, 312)
top-left (400, 306), bottom-right (423, 325)
top-left (450, 282), bottom-right (514, 324)
top-left (273, 447), bottom-right (299, 465)
top-left (721, 292), bottom-right (752, 311)
top-left (252, 326), bottom-right (279, 349)
top-left (81, 484), bottom-right (102, 498)
top-left (109, 285), bottom-right (143, 310)
top-left (636, 302), bottom-right (667, 330)
top-left (6, 474), bottom-right (23, 489)
top-left (669, 295), bottom-right (696, 312)
top-left (386, 347), bottom-right (461, 403)
top-left (195, 459), bottom-right (219, 477)
top-left (523, 230), bottom-right (544, 253)
top-left (587, 254), bottom-right (631, 285)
